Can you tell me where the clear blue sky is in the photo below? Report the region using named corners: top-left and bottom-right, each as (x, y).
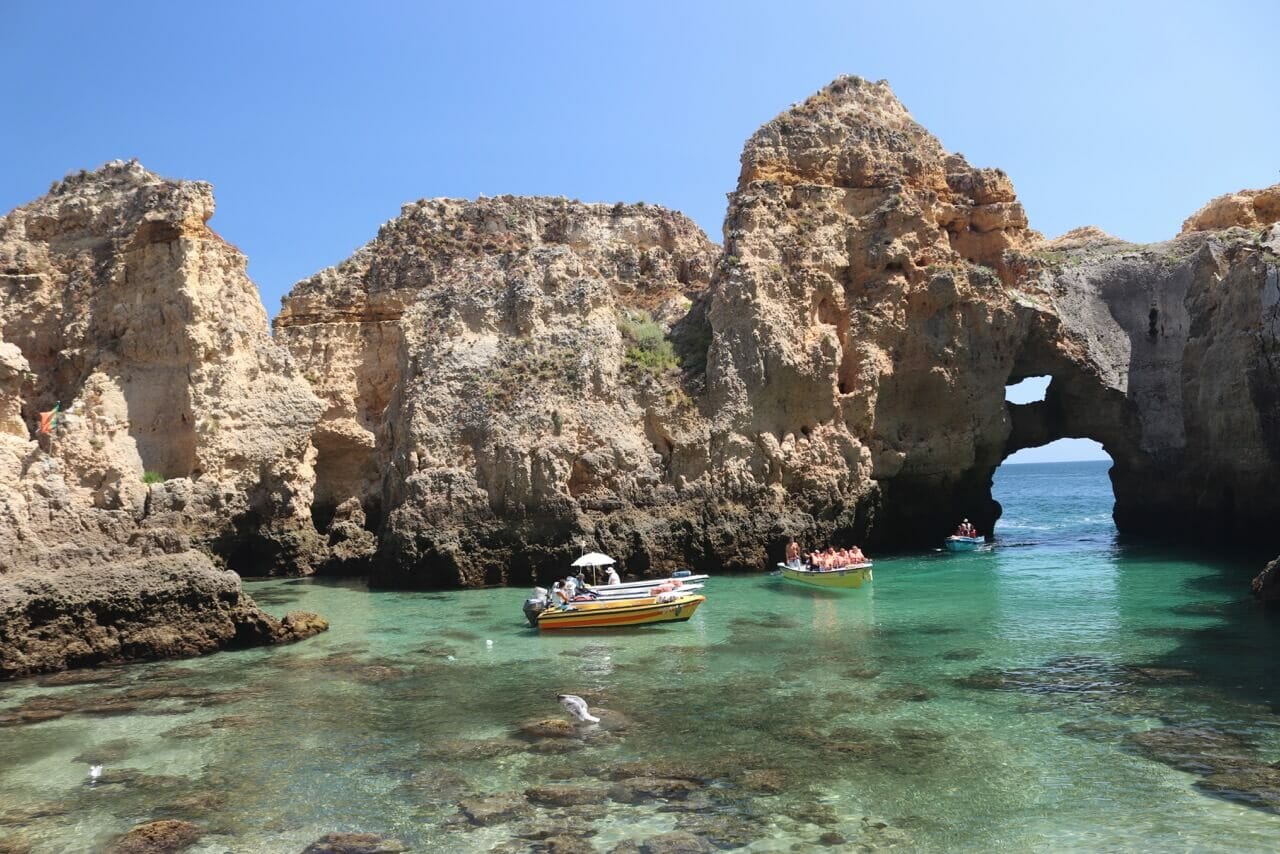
top-left (4, 1), bottom-right (1272, 464)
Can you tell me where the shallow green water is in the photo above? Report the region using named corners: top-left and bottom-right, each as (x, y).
top-left (3, 461), bottom-right (1280, 851)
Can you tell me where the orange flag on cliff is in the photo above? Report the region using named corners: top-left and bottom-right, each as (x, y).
top-left (37, 403), bottom-right (60, 435)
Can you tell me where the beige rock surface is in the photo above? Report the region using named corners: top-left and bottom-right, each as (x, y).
top-left (276, 197), bottom-right (719, 585)
top-left (704, 75), bottom-right (1042, 545)
top-left (0, 162), bottom-right (329, 677)
top-left (5, 76), bottom-right (1280, 611)
top-left (1181, 184), bottom-right (1280, 233)
top-left (0, 160), bottom-right (325, 573)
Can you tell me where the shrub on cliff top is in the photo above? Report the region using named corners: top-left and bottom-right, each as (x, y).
top-left (142, 471), bottom-right (164, 484)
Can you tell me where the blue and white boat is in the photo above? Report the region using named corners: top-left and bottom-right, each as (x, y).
top-left (944, 535), bottom-right (983, 552)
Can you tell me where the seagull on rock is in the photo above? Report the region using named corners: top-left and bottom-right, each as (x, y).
top-left (557, 694), bottom-right (600, 724)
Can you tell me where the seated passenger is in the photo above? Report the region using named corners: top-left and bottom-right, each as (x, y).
top-left (850, 545), bottom-right (866, 564)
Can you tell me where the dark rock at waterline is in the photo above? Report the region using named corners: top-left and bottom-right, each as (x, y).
top-left (458, 793), bottom-right (532, 825)
top-left (1251, 556), bottom-right (1280, 607)
top-left (0, 553), bottom-right (328, 680)
top-left (105, 819), bottom-right (201, 853)
top-left (300, 832), bottom-right (409, 853)
top-left (1195, 761), bottom-right (1280, 814)
top-left (609, 777), bottom-right (701, 803)
top-left (36, 668), bottom-right (125, 687)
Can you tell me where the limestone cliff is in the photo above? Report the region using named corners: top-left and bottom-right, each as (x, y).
top-left (5, 76), bottom-right (1280, 609)
top-left (0, 160), bottom-right (325, 573)
top-left (706, 76), bottom-right (1280, 547)
top-left (704, 76), bottom-right (1041, 547)
top-left (0, 162), bottom-right (329, 677)
top-left (276, 198), bottom-right (719, 585)
top-left (275, 76), bottom-right (1280, 586)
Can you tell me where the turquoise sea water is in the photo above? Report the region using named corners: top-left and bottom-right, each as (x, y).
top-left (2, 460), bottom-right (1280, 851)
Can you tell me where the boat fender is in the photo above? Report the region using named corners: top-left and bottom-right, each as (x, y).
top-left (673, 569), bottom-right (692, 578)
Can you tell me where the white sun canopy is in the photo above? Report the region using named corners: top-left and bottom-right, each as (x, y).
top-left (571, 552), bottom-right (616, 567)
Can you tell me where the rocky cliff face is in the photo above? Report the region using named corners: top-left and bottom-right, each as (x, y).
top-left (703, 76), bottom-right (1041, 547)
top-left (704, 77), bottom-right (1280, 547)
top-left (276, 197), bottom-right (720, 585)
top-left (0, 162), bottom-right (328, 677)
top-left (4, 78), bottom-right (1280, 613)
top-left (273, 77), bottom-right (1280, 586)
top-left (0, 160), bottom-right (325, 574)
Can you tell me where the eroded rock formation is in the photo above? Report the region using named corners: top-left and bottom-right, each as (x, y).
top-left (275, 198), bottom-right (719, 585)
top-left (0, 161), bottom-right (328, 677)
top-left (274, 75), bottom-right (1280, 586)
top-left (0, 160), bottom-right (326, 574)
top-left (4, 75), bottom-right (1280, 618)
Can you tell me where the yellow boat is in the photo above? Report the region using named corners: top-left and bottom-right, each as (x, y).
top-left (534, 593), bottom-right (705, 631)
top-left (777, 562), bottom-right (873, 590)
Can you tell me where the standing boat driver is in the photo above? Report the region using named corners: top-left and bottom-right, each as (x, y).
top-left (605, 565), bottom-right (621, 585)
top-left (785, 539), bottom-right (802, 568)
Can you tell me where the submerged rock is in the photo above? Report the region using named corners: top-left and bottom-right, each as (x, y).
top-left (1124, 726), bottom-right (1255, 775)
top-left (0, 837), bottom-right (32, 854)
top-left (609, 777), bottom-right (701, 804)
top-left (519, 718), bottom-right (580, 740)
top-left (423, 738), bottom-right (524, 760)
top-left (635, 830), bottom-right (712, 854)
top-left (458, 793), bottom-right (531, 826)
top-left (524, 784), bottom-right (611, 807)
top-left (105, 819), bottom-right (201, 853)
top-left (1195, 762), bottom-right (1280, 814)
top-left (300, 832), bottom-right (409, 854)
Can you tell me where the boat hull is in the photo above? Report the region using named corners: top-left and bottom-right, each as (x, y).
top-left (536, 594), bottom-right (705, 631)
top-left (945, 536), bottom-right (983, 552)
top-left (778, 563), bottom-right (873, 589)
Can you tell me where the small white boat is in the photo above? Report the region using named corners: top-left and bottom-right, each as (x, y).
top-left (523, 553), bottom-right (710, 626)
top-left (944, 536), bottom-right (983, 552)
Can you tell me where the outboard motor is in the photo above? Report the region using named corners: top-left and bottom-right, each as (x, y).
top-left (523, 587), bottom-right (549, 627)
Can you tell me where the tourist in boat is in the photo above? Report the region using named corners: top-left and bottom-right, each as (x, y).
top-left (823, 546), bottom-right (837, 571)
top-left (850, 545), bottom-right (866, 564)
top-left (786, 539), bottom-right (801, 568)
top-left (605, 565), bottom-right (621, 585)
top-left (836, 547), bottom-right (851, 568)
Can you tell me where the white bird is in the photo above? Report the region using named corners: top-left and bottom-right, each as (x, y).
top-left (557, 694), bottom-right (600, 724)
top-left (89, 764), bottom-right (102, 781)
